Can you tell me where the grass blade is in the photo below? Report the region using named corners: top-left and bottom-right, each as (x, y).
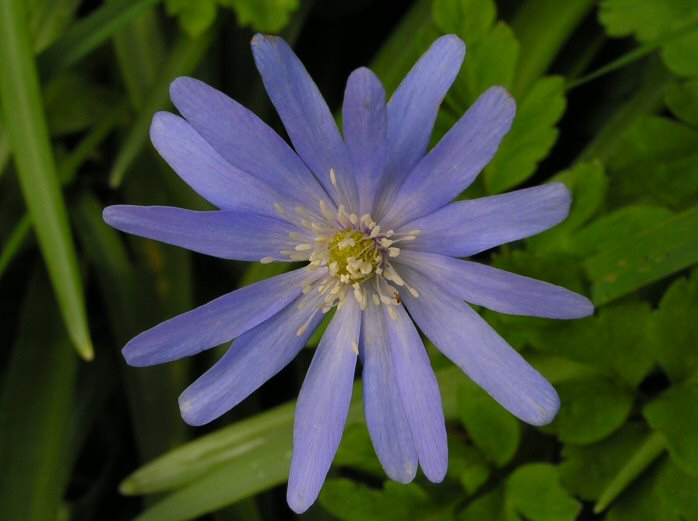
top-left (37, 0), bottom-right (161, 79)
top-left (0, 0), bottom-right (92, 358)
top-left (0, 269), bottom-right (78, 521)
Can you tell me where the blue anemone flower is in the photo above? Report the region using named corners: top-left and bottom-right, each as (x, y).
top-left (103, 34), bottom-right (593, 513)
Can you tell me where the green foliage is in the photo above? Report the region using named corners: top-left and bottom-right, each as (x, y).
top-left (166, 0), bottom-right (299, 36)
top-left (4, 0), bottom-right (698, 519)
top-left (457, 381), bottom-right (521, 467)
top-left (599, 0), bottom-right (698, 76)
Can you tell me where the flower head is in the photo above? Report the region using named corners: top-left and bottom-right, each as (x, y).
top-left (104, 34), bottom-right (593, 513)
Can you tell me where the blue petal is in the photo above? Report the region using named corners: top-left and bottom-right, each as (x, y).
top-left (387, 304), bottom-right (448, 482)
top-left (342, 67), bottom-right (387, 215)
top-left (150, 112), bottom-right (298, 216)
top-left (122, 267), bottom-right (317, 366)
top-left (361, 303), bottom-right (418, 482)
top-left (169, 77), bottom-right (332, 209)
top-left (384, 87), bottom-right (516, 228)
top-left (401, 266), bottom-right (560, 426)
top-left (397, 251), bottom-right (593, 319)
top-left (377, 35), bottom-right (465, 215)
top-left (179, 293), bottom-right (325, 426)
top-left (287, 298), bottom-right (361, 514)
top-left (251, 34), bottom-right (358, 211)
top-left (401, 183), bottom-right (571, 257)
top-left (103, 205), bottom-right (302, 261)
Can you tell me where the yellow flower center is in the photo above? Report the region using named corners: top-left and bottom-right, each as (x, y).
top-left (327, 229), bottom-right (382, 283)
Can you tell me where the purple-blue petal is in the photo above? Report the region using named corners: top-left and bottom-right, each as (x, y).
top-left (169, 77), bottom-right (331, 209)
top-left (251, 34), bottom-right (358, 211)
top-left (102, 205), bottom-right (302, 261)
top-left (122, 267), bottom-right (317, 367)
top-left (179, 293), bottom-right (325, 426)
top-left (401, 183), bottom-right (571, 257)
top-left (384, 86), bottom-right (516, 228)
top-left (287, 298), bottom-right (361, 514)
top-left (150, 112), bottom-right (297, 216)
top-left (361, 303), bottom-right (418, 482)
top-left (342, 67), bottom-right (387, 215)
top-left (387, 304), bottom-right (448, 482)
top-left (377, 34), bottom-right (466, 215)
top-left (401, 266), bottom-right (560, 426)
top-left (397, 251), bottom-right (593, 319)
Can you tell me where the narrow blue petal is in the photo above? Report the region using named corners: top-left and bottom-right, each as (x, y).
top-left (361, 304), bottom-right (418, 482)
top-left (251, 34), bottom-right (358, 211)
top-left (384, 86), bottom-right (516, 227)
top-left (287, 298), bottom-right (361, 514)
top-left (397, 251), bottom-right (594, 319)
top-left (122, 267), bottom-right (317, 366)
top-left (169, 77), bottom-right (332, 209)
top-left (342, 67), bottom-right (387, 215)
top-left (103, 205), bottom-right (302, 261)
top-left (387, 305), bottom-right (448, 482)
top-left (179, 292), bottom-right (325, 426)
top-left (150, 112), bottom-right (298, 216)
top-left (377, 35), bottom-right (465, 215)
top-left (401, 267), bottom-right (560, 426)
top-left (401, 183), bottom-right (571, 257)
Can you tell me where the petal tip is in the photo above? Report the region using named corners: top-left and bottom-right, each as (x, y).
top-left (286, 490), bottom-right (313, 515)
top-left (526, 389), bottom-right (561, 427)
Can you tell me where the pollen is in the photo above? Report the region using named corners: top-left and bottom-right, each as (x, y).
top-left (327, 229), bottom-right (381, 283)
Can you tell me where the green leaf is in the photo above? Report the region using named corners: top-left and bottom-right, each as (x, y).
top-left (484, 76), bottom-right (566, 194)
top-left (506, 464), bottom-right (581, 521)
top-left (457, 381), bottom-right (520, 467)
top-left (220, 0), bottom-right (300, 33)
top-left (333, 423), bottom-right (385, 477)
top-left (647, 269), bottom-right (698, 382)
top-left (532, 303), bottom-right (655, 387)
top-left (0, 0), bottom-right (92, 358)
top-left (599, 0), bottom-right (698, 76)
top-left (560, 422), bottom-right (652, 501)
top-left (0, 270), bottom-right (78, 521)
top-left (165, 0), bottom-right (217, 37)
top-left (664, 77), bottom-right (698, 127)
top-left (573, 205), bottom-right (674, 259)
top-left (607, 116), bottom-right (698, 210)
top-left (447, 441), bottom-right (491, 494)
top-left (459, 487), bottom-right (505, 521)
top-left (584, 204), bottom-right (698, 305)
top-left (432, 0), bottom-right (497, 44)
top-left (320, 479), bottom-right (452, 521)
top-left (527, 161), bottom-right (608, 253)
top-left (644, 380), bottom-right (698, 476)
top-left (543, 377), bottom-right (634, 444)
top-left (594, 431), bottom-right (667, 513)
top-left (446, 22), bottom-right (519, 113)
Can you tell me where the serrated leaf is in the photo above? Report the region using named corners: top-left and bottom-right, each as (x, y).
top-left (644, 380), bottom-right (698, 476)
top-left (165, 0), bottom-right (217, 37)
top-left (607, 116), bottom-right (698, 210)
top-left (446, 22), bottom-right (519, 113)
top-left (432, 0), bottom-right (497, 43)
top-left (527, 161), bottom-right (608, 253)
top-left (574, 205), bottom-right (674, 258)
top-left (664, 78), bottom-right (698, 127)
top-left (584, 204), bottom-right (698, 305)
top-left (447, 441), bottom-right (491, 494)
top-left (484, 76), bottom-right (566, 193)
top-left (532, 303), bottom-right (655, 387)
top-left (599, 0), bottom-right (698, 76)
top-left (320, 479), bottom-right (451, 521)
top-left (560, 422), bottom-right (650, 501)
top-left (506, 464), bottom-right (581, 521)
top-left (457, 381), bottom-right (520, 467)
top-left (220, 0), bottom-right (299, 33)
top-left (543, 377), bottom-right (634, 444)
top-left (646, 269), bottom-right (698, 382)
top-left (459, 487), bottom-right (505, 521)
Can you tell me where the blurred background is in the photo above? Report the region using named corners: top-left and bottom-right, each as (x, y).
top-left (1, 0), bottom-right (698, 519)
